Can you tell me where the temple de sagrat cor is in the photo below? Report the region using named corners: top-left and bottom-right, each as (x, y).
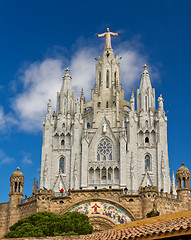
top-left (0, 28), bottom-right (191, 238)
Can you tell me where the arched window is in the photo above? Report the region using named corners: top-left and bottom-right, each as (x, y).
top-left (114, 71), bottom-right (117, 89)
top-left (106, 70), bottom-right (109, 88)
top-left (139, 94), bottom-right (141, 109)
top-left (99, 71), bottom-right (101, 87)
top-left (97, 102), bottom-right (101, 108)
top-left (145, 95), bottom-right (148, 111)
top-left (145, 120), bottom-right (148, 128)
top-left (97, 138), bottom-right (112, 161)
top-left (145, 155), bottom-right (151, 171)
top-left (87, 122), bottom-right (91, 128)
top-left (14, 182), bottom-right (17, 192)
top-left (106, 101), bottom-right (109, 108)
top-left (59, 157), bottom-right (65, 174)
top-left (61, 140), bottom-right (65, 146)
top-left (145, 137), bottom-right (149, 143)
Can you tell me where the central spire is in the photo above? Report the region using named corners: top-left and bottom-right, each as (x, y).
top-left (96, 28), bottom-right (120, 50)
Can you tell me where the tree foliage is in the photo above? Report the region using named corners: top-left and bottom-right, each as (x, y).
top-left (146, 209), bottom-right (160, 218)
top-left (4, 211), bottom-right (93, 238)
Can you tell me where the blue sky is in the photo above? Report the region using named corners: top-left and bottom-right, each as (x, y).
top-left (0, 0), bottom-right (191, 202)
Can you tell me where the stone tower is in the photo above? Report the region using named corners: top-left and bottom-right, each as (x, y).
top-left (8, 167), bottom-right (24, 229)
top-left (39, 30), bottom-right (171, 194)
top-left (176, 162), bottom-right (191, 201)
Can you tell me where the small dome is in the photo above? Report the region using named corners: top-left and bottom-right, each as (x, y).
top-left (11, 167), bottom-right (24, 178)
top-left (176, 163), bottom-right (190, 177)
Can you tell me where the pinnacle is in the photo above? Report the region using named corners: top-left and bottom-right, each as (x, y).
top-left (131, 87), bottom-right (135, 98)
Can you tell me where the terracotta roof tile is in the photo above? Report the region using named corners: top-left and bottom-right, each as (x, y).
top-left (66, 216), bottom-right (191, 240)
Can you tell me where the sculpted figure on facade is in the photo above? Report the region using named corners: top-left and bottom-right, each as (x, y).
top-left (158, 94), bottom-right (164, 110)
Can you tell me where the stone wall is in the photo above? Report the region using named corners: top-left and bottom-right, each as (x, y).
top-left (0, 188), bottom-right (191, 238)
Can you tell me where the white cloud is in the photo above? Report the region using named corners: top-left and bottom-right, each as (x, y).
top-left (22, 152), bottom-right (33, 165)
top-left (12, 37), bottom-right (159, 132)
top-left (70, 48), bottom-right (97, 100)
top-left (13, 59), bottom-right (65, 131)
top-left (0, 150), bottom-right (15, 165)
top-left (0, 106), bottom-right (18, 132)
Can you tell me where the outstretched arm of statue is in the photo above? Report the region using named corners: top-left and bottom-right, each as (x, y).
top-left (96, 33), bottom-right (106, 38)
top-left (110, 32), bottom-right (120, 36)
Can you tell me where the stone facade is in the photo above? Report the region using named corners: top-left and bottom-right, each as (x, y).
top-left (40, 46), bottom-right (171, 194)
top-left (0, 164), bottom-right (191, 237)
top-left (0, 36), bottom-right (191, 238)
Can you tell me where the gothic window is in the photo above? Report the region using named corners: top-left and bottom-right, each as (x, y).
top-left (145, 96), bottom-right (148, 111)
top-left (89, 168), bottom-right (94, 182)
top-left (87, 122), bottom-right (91, 128)
top-left (145, 120), bottom-right (148, 128)
top-left (139, 94), bottom-right (141, 109)
top-left (97, 138), bottom-right (112, 161)
top-left (106, 70), bottom-right (109, 88)
top-left (114, 71), bottom-right (117, 88)
top-left (59, 157), bottom-right (65, 174)
top-left (98, 102), bottom-right (101, 108)
top-left (145, 155), bottom-right (151, 171)
top-left (99, 71), bottom-right (101, 87)
top-left (62, 123), bottom-right (65, 128)
top-left (145, 137), bottom-right (149, 143)
top-left (58, 95), bottom-right (61, 112)
top-left (101, 168), bottom-right (106, 180)
top-left (61, 140), bottom-right (65, 146)
top-left (106, 101), bottom-right (109, 108)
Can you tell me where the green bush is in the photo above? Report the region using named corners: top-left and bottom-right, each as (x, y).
top-left (4, 211), bottom-right (93, 238)
top-left (146, 209), bottom-right (160, 218)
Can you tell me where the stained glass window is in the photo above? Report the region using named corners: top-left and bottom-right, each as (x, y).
top-left (145, 155), bottom-right (151, 171)
top-left (97, 138), bottom-right (112, 161)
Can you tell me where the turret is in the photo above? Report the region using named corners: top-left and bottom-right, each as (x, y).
top-left (9, 167), bottom-right (24, 202)
top-left (8, 167), bottom-right (24, 229)
top-left (176, 163), bottom-right (190, 201)
top-left (139, 186), bottom-right (158, 218)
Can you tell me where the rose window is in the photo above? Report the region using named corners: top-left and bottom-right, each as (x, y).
top-left (97, 138), bottom-right (112, 161)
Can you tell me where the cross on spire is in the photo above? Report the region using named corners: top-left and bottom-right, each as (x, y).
top-left (16, 166), bottom-right (20, 171)
top-left (65, 68), bottom-right (70, 74)
top-left (142, 64), bottom-right (148, 71)
top-left (181, 162), bottom-right (185, 166)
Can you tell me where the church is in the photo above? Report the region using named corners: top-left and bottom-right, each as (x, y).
top-left (0, 29), bottom-right (190, 237)
top-left (40, 28), bottom-right (171, 194)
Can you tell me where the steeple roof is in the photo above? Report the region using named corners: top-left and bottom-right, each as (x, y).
top-left (140, 64), bottom-right (152, 89)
